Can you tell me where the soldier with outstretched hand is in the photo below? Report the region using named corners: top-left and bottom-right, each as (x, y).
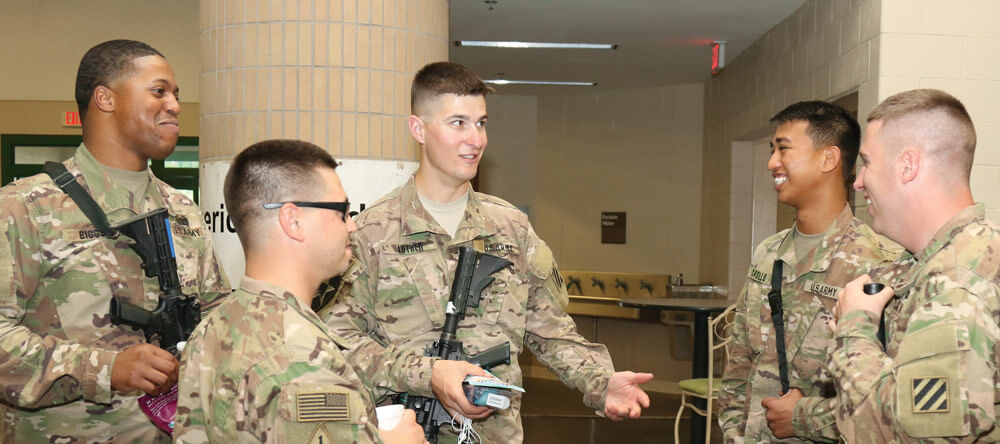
top-left (321, 62), bottom-right (652, 443)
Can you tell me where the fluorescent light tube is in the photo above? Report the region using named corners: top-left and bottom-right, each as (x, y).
top-left (483, 79), bottom-right (597, 86)
top-left (455, 41), bottom-right (617, 50)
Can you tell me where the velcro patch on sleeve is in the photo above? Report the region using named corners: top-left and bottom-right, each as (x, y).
top-left (912, 377), bottom-right (949, 413)
top-left (296, 392), bottom-right (350, 422)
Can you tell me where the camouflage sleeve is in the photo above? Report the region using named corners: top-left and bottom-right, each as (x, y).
top-left (321, 235), bottom-right (438, 397)
top-left (718, 280), bottom-right (752, 443)
top-left (0, 202), bottom-right (117, 408)
top-left (829, 287), bottom-right (999, 442)
top-left (792, 395), bottom-right (838, 443)
top-left (194, 227), bottom-right (231, 311)
top-left (174, 322), bottom-right (212, 444)
top-left (522, 239), bottom-right (615, 410)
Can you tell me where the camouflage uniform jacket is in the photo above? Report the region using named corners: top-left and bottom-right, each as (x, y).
top-left (0, 145), bottom-right (231, 443)
top-left (175, 277), bottom-right (382, 443)
top-left (718, 204), bottom-right (901, 443)
top-left (829, 203), bottom-right (1000, 442)
top-left (322, 178), bottom-right (615, 443)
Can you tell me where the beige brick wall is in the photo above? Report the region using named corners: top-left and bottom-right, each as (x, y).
top-left (199, 0), bottom-right (448, 161)
top-left (874, 0), bottom-right (1000, 224)
top-left (701, 0), bottom-right (881, 289)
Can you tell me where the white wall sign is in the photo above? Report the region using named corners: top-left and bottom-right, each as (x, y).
top-left (200, 158), bottom-right (419, 287)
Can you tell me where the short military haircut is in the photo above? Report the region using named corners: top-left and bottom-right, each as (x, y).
top-left (771, 100), bottom-right (861, 190)
top-left (867, 88), bottom-right (976, 179)
top-left (224, 139), bottom-right (339, 249)
top-left (75, 39), bottom-right (165, 121)
top-left (411, 62), bottom-right (493, 116)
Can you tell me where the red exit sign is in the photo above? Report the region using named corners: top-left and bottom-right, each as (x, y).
top-left (64, 111), bottom-right (81, 127)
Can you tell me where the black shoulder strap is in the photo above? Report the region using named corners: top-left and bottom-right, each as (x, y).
top-left (43, 161), bottom-right (114, 236)
top-left (766, 259), bottom-right (790, 394)
top-left (878, 312), bottom-right (887, 350)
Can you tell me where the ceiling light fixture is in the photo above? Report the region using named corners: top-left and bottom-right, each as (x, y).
top-left (455, 41), bottom-right (618, 50)
top-left (484, 79), bottom-right (597, 86)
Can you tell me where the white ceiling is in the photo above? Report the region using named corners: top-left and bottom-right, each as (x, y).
top-left (449, 0), bottom-right (807, 95)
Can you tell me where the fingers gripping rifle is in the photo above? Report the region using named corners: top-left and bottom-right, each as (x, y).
top-left (402, 246), bottom-right (513, 443)
top-left (109, 208), bottom-right (201, 357)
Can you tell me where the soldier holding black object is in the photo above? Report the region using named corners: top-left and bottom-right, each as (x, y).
top-left (0, 40), bottom-right (229, 442)
top-left (321, 62), bottom-right (653, 443)
top-left (718, 101), bottom-right (900, 443)
top-left (829, 89), bottom-right (1000, 442)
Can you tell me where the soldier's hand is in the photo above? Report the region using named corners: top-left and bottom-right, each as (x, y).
top-left (830, 275), bottom-right (893, 331)
top-left (111, 344), bottom-right (179, 396)
top-left (762, 388), bottom-right (803, 438)
top-left (430, 360), bottom-right (492, 420)
top-left (378, 409), bottom-right (428, 444)
top-left (602, 371), bottom-right (653, 420)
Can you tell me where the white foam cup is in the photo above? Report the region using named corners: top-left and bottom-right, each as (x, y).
top-left (376, 404), bottom-right (405, 430)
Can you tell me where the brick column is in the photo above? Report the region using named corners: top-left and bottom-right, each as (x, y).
top-left (198, 0), bottom-right (448, 284)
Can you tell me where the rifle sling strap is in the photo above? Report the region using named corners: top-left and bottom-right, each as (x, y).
top-left (766, 259), bottom-right (791, 394)
top-left (43, 161), bottom-right (114, 236)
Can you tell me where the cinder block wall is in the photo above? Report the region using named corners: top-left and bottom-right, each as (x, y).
top-left (701, 0), bottom-right (881, 289)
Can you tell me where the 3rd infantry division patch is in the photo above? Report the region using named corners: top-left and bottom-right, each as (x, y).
top-left (912, 377), bottom-right (949, 413)
top-left (297, 392), bottom-right (350, 422)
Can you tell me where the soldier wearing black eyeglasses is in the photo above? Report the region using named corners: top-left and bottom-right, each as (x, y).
top-left (174, 139), bottom-right (426, 444)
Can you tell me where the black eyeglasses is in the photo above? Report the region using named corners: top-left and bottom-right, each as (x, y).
top-left (262, 201), bottom-right (351, 221)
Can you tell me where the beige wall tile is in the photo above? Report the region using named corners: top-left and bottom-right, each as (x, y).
top-left (299, 22), bottom-right (313, 66)
top-left (344, 0), bottom-right (356, 22)
top-left (343, 24), bottom-right (357, 67)
top-left (342, 114), bottom-right (356, 156)
top-left (879, 34), bottom-right (963, 79)
top-left (965, 38), bottom-right (1000, 80)
top-left (298, 67), bottom-right (312, 111)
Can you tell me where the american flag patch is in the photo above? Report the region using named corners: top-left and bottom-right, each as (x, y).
top-left (296, 392), bottom-right (349, 422)
top-left (912, 377), bottom-right (949, 413)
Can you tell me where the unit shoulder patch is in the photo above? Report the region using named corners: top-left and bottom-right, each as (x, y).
top-left (911, 376), bottom-right (949, 413)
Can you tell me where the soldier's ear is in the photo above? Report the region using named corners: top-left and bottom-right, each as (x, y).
top-left (821, 145), bottom-right (841, 173)
top-left (900, 148), bottom-right (919, 184)
top-left (408, 115), bottom-right (426, 145)
top-left (92, 85), bottom-right (116, 114)
top-left (277, 204), bottom-right (306, 242)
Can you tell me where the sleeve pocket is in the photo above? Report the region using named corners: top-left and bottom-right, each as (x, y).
top-left (894, 322), bottom-right (970, 438)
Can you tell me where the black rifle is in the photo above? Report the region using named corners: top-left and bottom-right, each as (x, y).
top-left (401, 246), bottom-right (513, 443)
top-left (109, 208), bottom-right (201, 357)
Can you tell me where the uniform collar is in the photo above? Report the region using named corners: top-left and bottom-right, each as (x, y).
top-left (775, 203), bottom-right (856, 278)
top-left (914, 203), bottom-right (985, 263)
top-left (238, 276), bottom-right (347, 347)
top-left (398, 177), bottom-right (498, 243)
top-left (73, 143), bottom-right (164, 217)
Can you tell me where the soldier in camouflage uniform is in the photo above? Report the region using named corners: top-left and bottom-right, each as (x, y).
top-left (0, 40), bottom-right (230, 443)
top-left (718, 101), bottom-right (901, 443)
top-left (321, 62), bottom-right (653, 443)
top-left (175, 140), bottom-right (425, 443)
top-left (829, 89), bottom-right (1000, 442)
